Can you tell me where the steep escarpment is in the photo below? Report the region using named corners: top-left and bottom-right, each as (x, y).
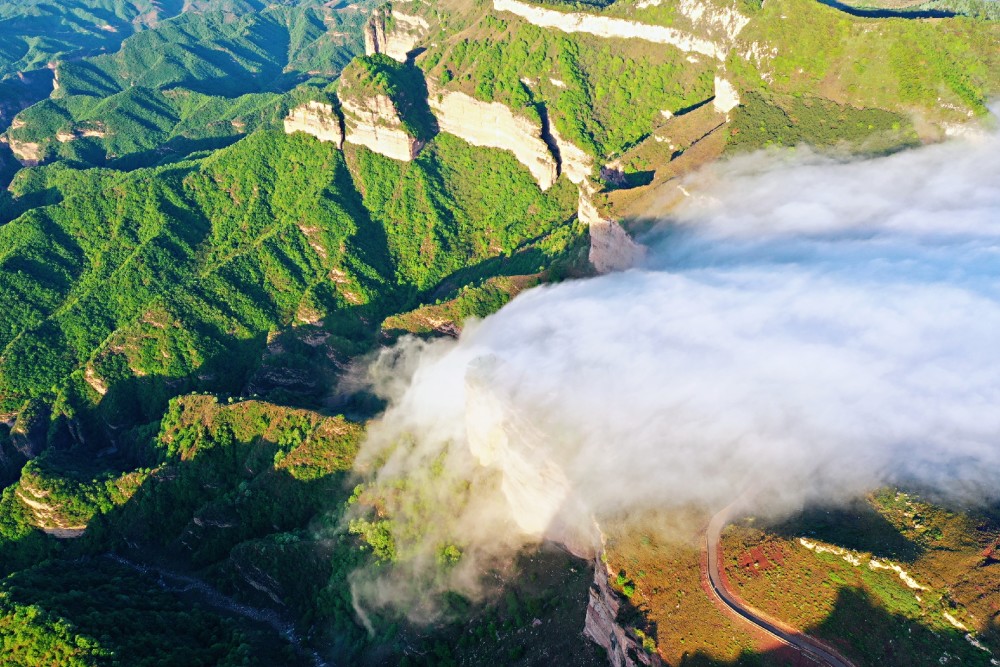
top-left (337, 54), bottom-right (434, 161)
top-left (585, 554), bottom-right (662, 667)
top-left (2, 136), bottom-right (42, 166)
top-left (283, 101), bottom-right (343, 146)
top-left (340, 93), bottom-right (424, 161)
top-left (365, 3), bottom-right (431, 62)
top-left (580, 194), bottom-right (646, 273)
top-left (430, 89), bottom-right (559, 190)
top-left (493, 0), bottom-right (730, 60)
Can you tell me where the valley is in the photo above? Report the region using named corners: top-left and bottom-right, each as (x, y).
top-left (0, 0), bottom-right (998, 664)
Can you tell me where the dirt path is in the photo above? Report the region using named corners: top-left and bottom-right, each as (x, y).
top-left (704, 501), bottom-right (857, 667)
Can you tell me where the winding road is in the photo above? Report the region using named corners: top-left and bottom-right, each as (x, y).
top-left (704, 503), bottom-right (857, 667)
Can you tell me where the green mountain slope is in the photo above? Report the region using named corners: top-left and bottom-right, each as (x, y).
top-left (0, 0), bottom-right (998, 663)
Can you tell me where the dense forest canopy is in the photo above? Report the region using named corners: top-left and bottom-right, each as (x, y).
top-left (0, 0), bottom-right (998, 663)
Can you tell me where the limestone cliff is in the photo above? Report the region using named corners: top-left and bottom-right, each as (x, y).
top-left (550, 124), bottom-right (594, 189)
top-left (3, 136), bottom-right (42, 166)
top-left (493, 0), bottom-right (728, 60)
top-left (676, 0), bottom-right (750, 44)
top-left (340, 93), bottom-right (424, 161)
top-left (364, 5), bottom-right (431, 62)
top-left (580, 194), bottom-right (646, 274)
top-left (712, 76), bottom-right (740, 114)
top-left (585, 554), bottom-right (662, 667)
top-left (363, 11), bottom-right (388, 58)
top-left (283, 101), bottom-right (344, 147)
top-left (430, 89), bottom-right (558, 190)
top-left (465, 368), bottom-right (597, 557)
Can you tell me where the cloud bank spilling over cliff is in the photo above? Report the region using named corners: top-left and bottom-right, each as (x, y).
top-left (349, 127), bottom-right (1000, 615)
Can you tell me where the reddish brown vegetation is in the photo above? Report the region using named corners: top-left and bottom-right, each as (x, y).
top-left (737, 544), bottom-right (786, 575)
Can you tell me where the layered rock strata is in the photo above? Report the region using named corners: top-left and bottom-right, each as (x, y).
top-left (493, 0), bottom-right (727, 59)
top-left (580, 194), bottom-right (646, 273)
top-left (365, 7), bottom-right (430, 62)
top-left (340, 93), bottom-right (423, 161)
top-left (430, 89), bottom-right (558, 189)
top-left (283, 101), bottom-right (344, 147)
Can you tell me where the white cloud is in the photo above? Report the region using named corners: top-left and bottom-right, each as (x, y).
top-left (349, 128), bottom-right (1000, 612)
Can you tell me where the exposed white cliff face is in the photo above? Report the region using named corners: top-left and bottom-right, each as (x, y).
top-left (386, 12), bottom-right (430, 61)
top-left (678, 0), bottom-right (750, 42)
top-left (493, 0), bottom-right (728, 59)
top-left (3, 136), bottom-right (42, 165)
top-left (430, 89), bottom-right (558, 190)
top-left (465, 371), bottom-right (597, 557)
top-left (365, 8), bottom-right (430, 62)
top-left (549, 124), bottom-right (593, 189)
top-left (363, 13), bottom-right (387, 57)
top-left (283, 101), bottom-right (344, 147)
top-left (585, 555), bottom-right (660, 667)
top-left (339, 92), bottom-right (423, 162)
top-left (713, 76), bottom-right (740, 113)
top-left (580, 194), bottom-right (646, 273)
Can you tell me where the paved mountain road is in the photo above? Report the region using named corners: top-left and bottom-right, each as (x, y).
top-left (704, 502), bottom-right (857, 667)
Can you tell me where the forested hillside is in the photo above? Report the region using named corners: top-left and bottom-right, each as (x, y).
top-left (0, 0), bottom-right (999, 663)
top-left (0, 0), bottom-right (371, 181)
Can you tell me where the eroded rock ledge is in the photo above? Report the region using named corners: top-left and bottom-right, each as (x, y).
top-left (365, 4), bottom-right (431, 62)
top-left (430, 89), bottom-right (559, 190)
top-left (493, 0), bottom-right (728, 60)
top-left (283, 101), bottom-right (344, 147)
top-left (585, 554), bottom-right (662, 667)
top-left (341, 93), bottom-right (424, 161)
top-left (580, 194), bottom-right (646, 274)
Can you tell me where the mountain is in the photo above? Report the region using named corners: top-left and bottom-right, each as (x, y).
top-left (0, 0), bottom-right (998, 664)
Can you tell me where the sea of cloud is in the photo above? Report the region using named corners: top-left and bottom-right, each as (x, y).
top-left (347, 128), bottom-right (1000, 617)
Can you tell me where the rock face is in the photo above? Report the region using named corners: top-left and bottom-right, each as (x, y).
top-left (283, 101), bottom-right (344, 147)
top-left (585, 555), bottom-right (661, 667)
top-left (465, 375), bottom-right (571, 537)
top-left (365, 6), bottom-right (430, 62)
top-left (465, 368), bottom-right (597, 557)
top-left (579, 194), bottom-right (646, 273)
top-left (4, 136), bottom-right (42, 165)
top-left (549, 124), bottom-right (593, 188)
top-left (363, 12), bottom-right (388, 58)
top-left (339, 92), bottom-right (423, 161)
top-left (677, 0), bottom-right (750, 43)
top-left (430, 89), bottom-right (558, 190)
top-left (713, 76), bottom-right (740, 113)
top-left (493, 0), bottom-right (727, 60)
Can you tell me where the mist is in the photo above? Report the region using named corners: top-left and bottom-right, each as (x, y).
top-left (347, 127), bottom-right (1000, 615)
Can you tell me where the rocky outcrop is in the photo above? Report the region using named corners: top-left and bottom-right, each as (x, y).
top-left (712, 76), bottom-right (740, 113)
top-left (283, 101), bottom-right (344, 147)
top-left (465, 375), bottom-right (572, 537)
top-left (365, 6), bottom-right (430, 62)
top-left (364, 12), bottom-right (388, 57)
top-left (585, 554), bottom-right (661, 667)
top-left (53, 123), bottom-right (109, 144)
top-left (549, 124), bottom-right (593, 188)
top-left (10, 402), bottom-right (49, 459)
top-left (493, 0), bottom-right (728, 60)
top-left (3, 136), bottom-right (42, 165)
top-left (580, 194), bottom-right (646, 273)
top-left (465, 369), bottom-right (597, 556)
top-left (430, 89), bottom-right (558, 190)
top-left (677, 0), bottom-right (750, 43)
top-left (15, 482), bottom-right (86, 539)
top-left (339, 92), bottom-right (424, 161)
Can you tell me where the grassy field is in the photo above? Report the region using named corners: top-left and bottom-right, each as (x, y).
top-left (721, 492), bottom-right (1000, 666)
